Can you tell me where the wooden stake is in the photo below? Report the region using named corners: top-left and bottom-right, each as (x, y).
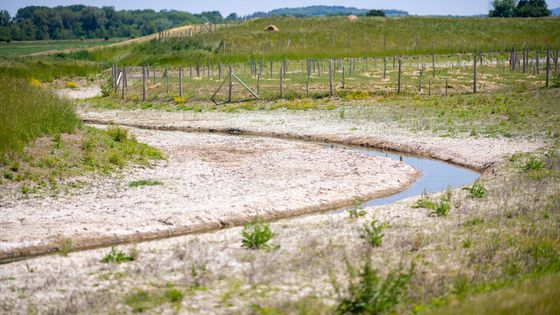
top-left (397, 59), bottom-right (401, 95)
top-left (121, 67), bottom-right (126, 99)
top-left (473, 54), bottom-right (477, 94)
top-left (228, 65), bottom-right (232, 102)
top-left (142, 66), bottom-right (146, 101)
top-left (329, 60), bottom-right (333, 97)
top-left (546, 47), bottom-right (550, 88)
top-left (179, 67), bottom-right (183, 97)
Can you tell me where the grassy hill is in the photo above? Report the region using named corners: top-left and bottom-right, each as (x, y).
top-left (88, 16), bottom-right (560, 65)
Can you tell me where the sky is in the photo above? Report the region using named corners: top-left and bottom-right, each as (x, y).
top-left (2, 0), bottom-right (560, 17)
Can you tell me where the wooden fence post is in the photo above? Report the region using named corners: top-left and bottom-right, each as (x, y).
top-left (383, 58), bottom-right (387, 79)
top-left (546, 47), bottom-right (550, 88)
top-left (279, 66), bottom-right (283, 99)
top-left (142, 66), bottom-right (146, 101)
top-left (342, 66), bottom-right (345, 89)
top-left (432, 53), bottom-right (436, 78)
top-left (445, 78), bottom-right (448, 96)
top-left (179, 67), bottom-right (183, 97)
top-left (228, 65), bottom-right (232, 102)
top-left (329, 59), bottom-right (333, 97)
top-left (536, 50), bottom-right (540, 74)
top-left (473, 54), bottom-right (477, 94)
top-left (397, 58), bottom-right (402, 95)
top-left (165, 67), bottom-right (169, 94)
top-left (257, 73), bottom-right (260, 94)
top-left (121, 67), bottom-right (126, 99)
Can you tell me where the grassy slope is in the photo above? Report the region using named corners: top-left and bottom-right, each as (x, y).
top-left (0, 74), bottom-right (163, 192)
top-left (89, 16), bottom-right (560, 65)
top-left (0, 74), bottom-right (79, 157)
top-left (427, 273), bottom-right (560, 315)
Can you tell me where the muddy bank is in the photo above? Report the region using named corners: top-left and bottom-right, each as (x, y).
top-left (0, 128), bottom-right (419, 262)
top-left (80, 109), bottom-right (543, 171)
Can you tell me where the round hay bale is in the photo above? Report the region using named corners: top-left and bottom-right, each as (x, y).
top-left (264, 25), bottom-right (280, 32)
top-left (347, 15), bottom-right (358, 21)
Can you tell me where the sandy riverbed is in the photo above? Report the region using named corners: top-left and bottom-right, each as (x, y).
top-left (0, 127), bottom-right (419, 261)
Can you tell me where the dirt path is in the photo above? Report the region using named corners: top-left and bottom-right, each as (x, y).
top-left (0, 127), bottom-right (418, 262)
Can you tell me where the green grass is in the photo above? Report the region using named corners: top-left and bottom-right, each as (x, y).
top-left (0, 38), bottom-right (123, 58)
top-left (425, 272), bottom-right (560, 315)
top-left (101, 246), bottom-right (135, 264)
top-left (89, 16), bottom-right (560, 65)
top-left (128, 179), bottom-right (163, 188)
top-left (124, 285), bottom-right (184, 313)
top-left (0, 125), bottom-right (164, 192)
top-left (0, 74), bottom-right (80, 160)
top-left (0, 58), bottom-right (104, 82)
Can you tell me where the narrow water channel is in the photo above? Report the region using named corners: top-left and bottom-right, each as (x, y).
top-left (327, 145), bottom-right (481, 207)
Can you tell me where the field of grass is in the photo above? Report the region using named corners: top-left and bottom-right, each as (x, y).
top-left (0, 38), bottom-right (124, 58)
top-left (0, 74), bottom-right (79, 159)
top-left (89, 16), bottom-right (560, 65)
top-left (93, 50), bottom-right (558, 105)
top-left (0, 74), bottom-right (163, 192)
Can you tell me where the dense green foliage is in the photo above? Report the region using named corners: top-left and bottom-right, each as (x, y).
top-left (245, 6), bottom-right (406, 19)
top-left (0, 5), bottom-right (223, 41)
top-left (0, 74), bottom-right (79, 159)
top-left (490, 0), bottom-right (551, 17)
top-left (88, 16), bottom-right (560, 65)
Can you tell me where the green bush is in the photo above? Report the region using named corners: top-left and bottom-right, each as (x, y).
top-left (463, 182), bottom-right (488, 198)
top-left (336, 255), bottom-right (413, 314)
top-left (522, 157), bottom-right (544, 172)
top-left (360, 220), bottom-right (390, 247)
top-left (107, 127), bottom-right (129, 143)
top-left (241, 219), bottom-right (274, 250)
top-left (101, 246), bottom-right (135, 263)
top-left (348, 198), bottom-right (367, 219)
top-left (413, 193), bottom-right (452, 217)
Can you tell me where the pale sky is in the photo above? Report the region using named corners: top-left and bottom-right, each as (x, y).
top-left (2, 0), bottom-right (560, 17)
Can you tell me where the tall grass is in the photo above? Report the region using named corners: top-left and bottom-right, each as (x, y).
top-left (0, 74), bottom-right (80, 161)
top-left (90, 16), bottom-right (560, 65)
top-left (0, 57), bottom-right (105, 81)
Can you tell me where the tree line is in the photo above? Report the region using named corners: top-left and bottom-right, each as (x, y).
top-left (489, 0), bottom-right (551, 17)
top-left (0, 5), bottom-right (223, 42)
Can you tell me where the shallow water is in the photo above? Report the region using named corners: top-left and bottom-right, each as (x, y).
top-left (327, 145), bottom-right (481, 207)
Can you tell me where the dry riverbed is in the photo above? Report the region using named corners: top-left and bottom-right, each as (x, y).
top-left (0, 106), bottom-right (551, 314)
top-left (0, 127), bottom-right (418, 261)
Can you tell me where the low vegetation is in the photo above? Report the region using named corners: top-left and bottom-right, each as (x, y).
top-left (360, 219), bottom-right (390, 247)
top-left (101, 246), bottom-right (136, 264)
top-left (241, 219), bottom-right (274, 250)
top-left (0, 74), bottom-right (79, 159)
top-left (128, 179), bottom-right (163, 188)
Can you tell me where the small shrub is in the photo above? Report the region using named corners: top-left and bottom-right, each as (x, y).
top-left (107, 150), bottom-right (125, 167)
top-left (348, 198), bottom-right (367, 218)
top-left (241, 219), bottom-right (273, 250)
top-left (336, 256), bottom-right (413, 315)
top-left (102, 246), bottom-right (135, 263)
top-left (128, 179), bottom-right (163, 188)
top-left (463, 182), bottom-right (487, 198)
top-left (65, 81), bottom-right (79, 89)
top-left (58, 238), bottom-right (72, 256)
top-left (107, 127), bottom-right (128, 143)
top-left (413, 193), bottom-right (451, 217)
top-left (100, 79), bottom-right (113, 97)
top-left (165, 288), bottom-right (184, 303)
top-left (522, 157), bottom-right (544, 172)
top-left (53, 134), bottom-right (62, 150)
top-left (464, 217), bottom-right (484, 227)
top-left (20, 185), bottom-right (31, 194)
top-left (3, 172), bottom-right (13, 180)
top-left (360, 219), bottom-right (390, 247)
